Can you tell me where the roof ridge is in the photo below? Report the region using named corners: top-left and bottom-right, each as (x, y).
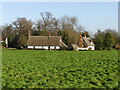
top-left (30, 36), bottom-right (61, 37)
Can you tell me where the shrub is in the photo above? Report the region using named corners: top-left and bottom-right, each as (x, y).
top-left (1, 41), bottom-right (6, 47)
top-left (88, 48), bottom-right (92, 50)
top-left (16, 45), bottom-right (23, 49)
top-left (60, 47), bottom-right (68, 50)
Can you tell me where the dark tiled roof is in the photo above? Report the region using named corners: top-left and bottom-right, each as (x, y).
top-left (27, 36), bottom-right (67, 47)
top-left (82, 37), bottom-right (95, 46)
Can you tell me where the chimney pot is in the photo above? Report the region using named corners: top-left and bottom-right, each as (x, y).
top-left (84, 33), bottom-right (86, 38)
top-left (78, 33), bottom-right (83, 47)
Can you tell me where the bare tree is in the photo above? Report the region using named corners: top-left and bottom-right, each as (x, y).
top-left (13, 18), bottom-right (33, 36)
top-left (60, 16), bottom-right (83, 45)
top-left (34, 12), bottom-right (60, 35)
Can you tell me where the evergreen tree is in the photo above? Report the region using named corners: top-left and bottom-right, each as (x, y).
top-left (94, 36), bottom-right (103, 50)
top-left (103, 32), bottom-right (115, 50)
top-left (94, 30), bottom-right (105, 50)
top-left (58, 30), bottom-right (69, 45)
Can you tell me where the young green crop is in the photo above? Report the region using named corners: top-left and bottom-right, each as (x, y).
top-left (2, 49), bottom-right (118, 88)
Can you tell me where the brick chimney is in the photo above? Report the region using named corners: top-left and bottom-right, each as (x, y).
top-left (47, 30), bottom-right (51, 36)
top-left (78, 33), bottom-right (83, 47)
top-left (28, 30), bottom-right (31, 37)
top-left (49, 30), bottom-right (51, 36)
top-left (84, 32), bottom-right (86, 38)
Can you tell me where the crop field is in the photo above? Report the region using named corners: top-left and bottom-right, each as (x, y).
top-left (1, 49), bottom-right (119, 88)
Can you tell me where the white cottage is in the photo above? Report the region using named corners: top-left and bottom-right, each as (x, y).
top-left (27, 35), bottom-right (67, 50)
top-left (71, 33), bottom-right (95, 51)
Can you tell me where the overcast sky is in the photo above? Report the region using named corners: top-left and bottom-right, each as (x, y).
top-left (1, 2), bottom-right (118, 34)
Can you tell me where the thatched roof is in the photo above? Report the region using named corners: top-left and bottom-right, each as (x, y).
top-left (27, 36), bottom-right (67, 47)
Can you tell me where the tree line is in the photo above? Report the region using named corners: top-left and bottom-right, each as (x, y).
top-left (1, 12), bottom-right (120, 50)
top-left (94, 29), bottom-right (120, 50)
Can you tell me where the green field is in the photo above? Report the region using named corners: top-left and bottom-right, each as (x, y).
top-left (2, 49), bottom-right (118, 88)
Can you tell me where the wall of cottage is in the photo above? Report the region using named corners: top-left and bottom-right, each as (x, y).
top-left (87, 46), bottom-right (95, 50)
top-left (76, 46), bottom-right (95, 51)
top-left (27, 46), bottom-right (60, 50)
